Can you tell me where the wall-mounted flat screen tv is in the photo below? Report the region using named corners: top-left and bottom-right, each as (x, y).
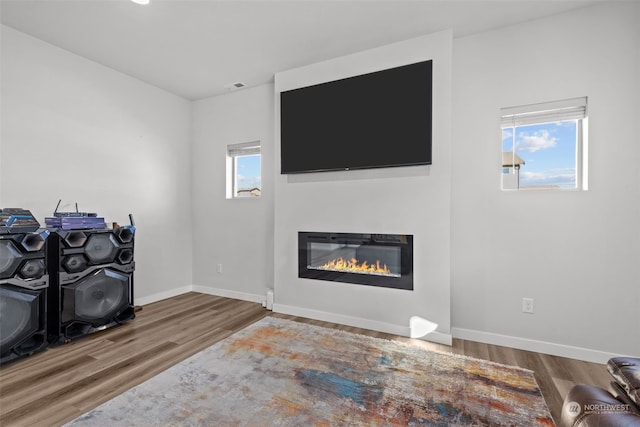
top-left (280, 60), bottom-right (432, 174)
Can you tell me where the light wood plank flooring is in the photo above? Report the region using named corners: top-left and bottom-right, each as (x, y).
top-left (0, 292), bottom-right (611, 426)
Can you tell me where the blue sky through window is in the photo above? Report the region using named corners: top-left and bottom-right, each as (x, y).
top-left (502, 121), bottom-right (577, 189)
top-left (236, 154), bottom-right (261, 191)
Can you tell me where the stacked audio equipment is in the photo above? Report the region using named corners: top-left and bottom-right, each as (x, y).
top-left (46, 213), bottom-right (136, 345)
top-left (0, 208), bottom-right (50, 365)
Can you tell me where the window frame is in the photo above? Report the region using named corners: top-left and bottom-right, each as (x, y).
top-left (226, 141), bottom-right (261, 199)
top-left (500, 97), bottom-right (588, 191)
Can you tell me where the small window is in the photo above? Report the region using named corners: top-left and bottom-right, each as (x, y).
top-left (500, 97), bottom-right (587, 191)
top-left (226, 141), bottom-right (261, 199)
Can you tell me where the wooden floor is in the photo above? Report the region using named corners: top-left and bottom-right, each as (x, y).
top-left (0, 292), bottom-right (611, 426)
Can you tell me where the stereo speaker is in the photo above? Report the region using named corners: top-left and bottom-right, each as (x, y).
top-left (47, 226), bottom-right (135, 344)
top-left (0, 229), bottom-right (50, 365)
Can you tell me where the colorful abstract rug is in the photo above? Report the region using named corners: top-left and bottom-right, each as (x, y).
top-left (65, 317), bottom-right (554, 426)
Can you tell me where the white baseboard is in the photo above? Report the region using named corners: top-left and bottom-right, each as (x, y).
top-left (273, 303), bottom-right (453, 346)
top-left (451, 327), bottom-right (627, 364)
top-left (192, 285), bottom-right (265, 304)
top-left (135, 286), bottom-right (193, 306)
top-left (136, 285), bottom-right (266, 307)
top-left (417, 331), bottom-right (453, 346)
top-left (144, 289), bottom-right (626, 361)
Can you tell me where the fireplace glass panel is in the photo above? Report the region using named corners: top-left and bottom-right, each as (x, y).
top-left (307, 242), bottom-right (401, 278)
top-left (299, 232), bottom-right (413, 290)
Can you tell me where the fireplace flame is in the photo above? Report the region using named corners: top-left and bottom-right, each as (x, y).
top-left (315, 257), bottom-right (392, 276)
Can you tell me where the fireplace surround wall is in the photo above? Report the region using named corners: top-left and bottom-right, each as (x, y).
top-left (298, 232), bottom-right (413, 290)
top-left (274, 29), bottom-right (452, 344)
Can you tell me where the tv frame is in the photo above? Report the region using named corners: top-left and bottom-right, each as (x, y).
top-left (279, 60), bottom-right (433, 174)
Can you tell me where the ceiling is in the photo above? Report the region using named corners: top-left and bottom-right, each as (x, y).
top-left (1, 0), bottom-right (604, 100)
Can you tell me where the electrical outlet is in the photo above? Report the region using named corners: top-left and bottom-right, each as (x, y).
top-left (217, 264), bottom-right (222, 273)
top-left (522, 297), bottom-right (534, 314)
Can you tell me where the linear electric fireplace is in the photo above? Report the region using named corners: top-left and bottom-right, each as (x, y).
top-left (298, 232), bottom-right (413, 290)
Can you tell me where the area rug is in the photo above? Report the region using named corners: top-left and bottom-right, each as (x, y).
top-left (65, 317), bottom-right (554, 426)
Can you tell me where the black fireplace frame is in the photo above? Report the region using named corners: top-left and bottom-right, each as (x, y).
top-left (298, 232), bottom-right (413, 290)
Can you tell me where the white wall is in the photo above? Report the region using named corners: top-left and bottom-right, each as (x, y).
top-left (190, 3), bottom-right (639, 361)
top-left (273, 31), bottom-right (453, 343)
top-left (0, 25), bottom-right (193, 301)
top-left (191, 84), bottom-right (275, 302)
top-left (451, 2), bottom-right (640, 361)
top-left (4, 1), bottom-right (637, 363)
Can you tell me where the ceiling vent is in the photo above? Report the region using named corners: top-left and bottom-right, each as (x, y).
top-left (224, 82), bottom-right (247, 91)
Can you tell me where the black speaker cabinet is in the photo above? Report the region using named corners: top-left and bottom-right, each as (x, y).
top-left (47, 226), bottom-right (135, 345)
top-left (0, 229), bottom-right (50, 365)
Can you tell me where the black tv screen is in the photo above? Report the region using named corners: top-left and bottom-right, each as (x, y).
top-left (280, 60), bottom-right (432, 174)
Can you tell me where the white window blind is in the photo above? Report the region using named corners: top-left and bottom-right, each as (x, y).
top-left (500, 97), bottom-right (587, 127)
top-left (227, 140), bottom-right (260, 156)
